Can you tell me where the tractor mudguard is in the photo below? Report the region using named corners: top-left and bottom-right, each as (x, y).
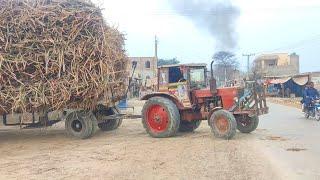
top-left (141, 93), bottom-right (185, 110)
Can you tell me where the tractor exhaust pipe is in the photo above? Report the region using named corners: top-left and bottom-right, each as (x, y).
top-left (210, 60), bottom-right (217, 94)
top-left (210, 60), bottom-right (214, 78)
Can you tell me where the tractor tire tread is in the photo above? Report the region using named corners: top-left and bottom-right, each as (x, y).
top-left (142, 97), bottom-right (180, 138)
top-left (96, 106), bottom-right (122, 131)
top-left (65, 111), bottom-right (96, 139)
top-left (236, 116), bottom-right (259, 133)
top-left (209, 110), bottom-right (237, 140)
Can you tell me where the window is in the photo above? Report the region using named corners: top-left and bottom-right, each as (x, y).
top-left (169, 67), bottom-right (183, 83)
top-left (266, 59), bottom-right (277, 67)
top-left (145, 61), bottom-right (150, 68)
top-left (159, 69), bottom-right (168, 85)
top-left (190, 68), bottom-right (206, 89)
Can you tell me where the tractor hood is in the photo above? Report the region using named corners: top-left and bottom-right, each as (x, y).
top-left (193, 89), bottom-right (213, 98)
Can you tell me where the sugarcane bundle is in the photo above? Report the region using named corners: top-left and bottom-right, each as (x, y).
top-left (0, 0), bottom-right (129, 115)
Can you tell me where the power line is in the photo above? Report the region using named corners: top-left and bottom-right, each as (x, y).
top-left (255, 34), bottom-right (320, 54)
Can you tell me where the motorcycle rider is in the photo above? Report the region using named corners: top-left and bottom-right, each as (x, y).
top-left (303, 82), bottom-right (319, 112)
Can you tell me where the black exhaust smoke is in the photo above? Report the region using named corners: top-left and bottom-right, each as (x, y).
top-left (169, 0), bottom-right (240, 50)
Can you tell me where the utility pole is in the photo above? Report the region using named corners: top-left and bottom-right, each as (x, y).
top-left (243, 53), bottom-right (255, 77)
top-left (154, 36), bottom-right (158, 77)
top-left (224, 65), bottom-right (227, 86)
top-left (154, 36), bottom-right (158, 60)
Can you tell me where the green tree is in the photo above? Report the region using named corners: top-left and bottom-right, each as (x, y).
top-left (212, 51), bottom-right (239, 85)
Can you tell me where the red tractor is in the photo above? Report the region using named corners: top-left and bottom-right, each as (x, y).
top-left (141, 61), bottom-right (268, 139)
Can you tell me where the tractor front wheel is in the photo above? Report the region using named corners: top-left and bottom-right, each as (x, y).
top-left (142, 97), bottom-right (180, 138)
top-left (236, 116), bottom-right (259, 133)
top-left (179, 120), bottom-right (201, 132)
top-left (209, 110), bottom-right (237, 140)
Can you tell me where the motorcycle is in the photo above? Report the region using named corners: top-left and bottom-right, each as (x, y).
top-left (304, 98), bottom-right (320, 121)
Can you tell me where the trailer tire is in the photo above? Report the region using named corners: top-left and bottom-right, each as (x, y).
top-left (179, 120), bottom-right (201, 132)
top-left (209, 110), bottom-right (236, 140)
top-left (98, 119), bottom-right (122, 131)
top-left (65, 111), bottom-right (96, 139)
top-left (95, 106), bottom-right (122, 131)
top-left (142, 97), bottom-right (180, 138)
top-left (236, 116), bottom-right (259, 133)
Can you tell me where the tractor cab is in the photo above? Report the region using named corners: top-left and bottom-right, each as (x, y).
top-left (157, 63), bottom-right (209, 108)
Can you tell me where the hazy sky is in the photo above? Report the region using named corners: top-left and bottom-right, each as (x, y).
top-left (94, 0), bottom-right (320, 73)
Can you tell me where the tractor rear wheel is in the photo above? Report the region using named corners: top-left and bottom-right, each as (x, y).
top-left (236, 116), bottom-right (259, 133)
top-left (209, 110), bottom-right (237, 140)
top-left (65, 111), bottom-right (97, 139)
top-left (95, 106), bottom-right (122, 131)
top-left (179, 120), bottom-right (201, 132)
top-left (142, 97), bottom-right (180, 138)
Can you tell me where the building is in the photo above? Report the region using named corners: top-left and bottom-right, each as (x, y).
top-left (127, 57), bottom-right (158, 98)
top-left (301, 71), bottom-right (320, 89)
top-left (253, 53), bottom-right (299, 77)
top-left (129, 57), bottom-right (157, 81)
top-left (311, 72), bottom-right (320, 89)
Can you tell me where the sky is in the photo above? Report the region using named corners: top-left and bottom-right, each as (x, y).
top-left (93, 0), bottom-right (320, 73)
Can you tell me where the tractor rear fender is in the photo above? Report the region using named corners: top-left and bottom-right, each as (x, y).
top-left (207, 107), bottom-right (223, 125)
top-left (141, 93), bottom-right (185, 110)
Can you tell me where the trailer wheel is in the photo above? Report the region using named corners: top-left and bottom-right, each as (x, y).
top-left (179, 120), bottom-right (201, 132)
top-left (142, 97), bottom-right (180, 138)
top-left (95, 106), bottom-right (122, 131)
top-left (65, 111), bottom-right (97, 139)
top-left (98, 119), bottom-right (122, 131)
top-left (236, 116), bottom-right (259, 133)
top-left (209, 110), bottom-right (236, 140)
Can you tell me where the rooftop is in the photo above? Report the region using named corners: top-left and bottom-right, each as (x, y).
top-left (255, 53), bottom-right (288, 61)
top-left (129, 57), bottom-right (156, 59)
top-left (158, 63), bottom-right (207, 68)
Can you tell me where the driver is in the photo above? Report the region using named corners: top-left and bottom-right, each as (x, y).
top-left (303, 82), bottom-right (319, 111)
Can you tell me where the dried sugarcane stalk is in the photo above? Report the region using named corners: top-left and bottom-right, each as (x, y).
top-left (0, 0), bottom-right (129, 115)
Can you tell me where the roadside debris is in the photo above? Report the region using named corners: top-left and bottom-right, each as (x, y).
top-left (286, 148), bottom-right (307, 152)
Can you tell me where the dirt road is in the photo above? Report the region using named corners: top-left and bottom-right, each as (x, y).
top-left (256, 102), bottom-right (320, 179)
top-left (0, 101), bottom-right (315, 180)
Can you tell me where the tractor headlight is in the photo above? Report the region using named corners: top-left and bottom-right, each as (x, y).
top-left (234, 97), bottom-right (239, 103)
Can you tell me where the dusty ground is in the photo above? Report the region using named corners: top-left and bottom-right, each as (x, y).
top-left (256, 103), bottom-right (320, 179)
top-left (0, 100), bottom-right (314, 180)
